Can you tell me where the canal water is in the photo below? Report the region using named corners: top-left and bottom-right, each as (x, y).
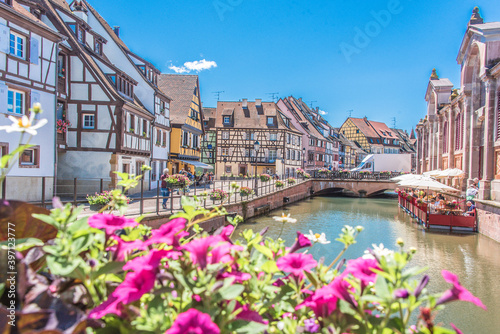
top-left (235, 196), bottom-right (500, 333)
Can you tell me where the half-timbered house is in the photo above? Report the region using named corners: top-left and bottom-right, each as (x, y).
top-left (277, 96), bottom-right (334, 172)
top-left (158, 74), bottom-right (207, 174)
top-left (72, 0), bottom-right (172, 190)
top-left (0, 0), bottom-right (63, 201)
top-left (201, 107), bottom-right (216, 169)
top-left (33, 0), bottom-right (158, 193)
top-left (214, 99), bottom-right (302, 178)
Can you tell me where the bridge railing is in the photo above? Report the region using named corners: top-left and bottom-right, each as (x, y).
top-left (309, 171), bottom-right (402, 181)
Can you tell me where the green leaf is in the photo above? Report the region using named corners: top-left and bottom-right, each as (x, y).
top-left (402, 266), bottom-right (428, 280)
top-left (253, 243), bottom-right (273, 259)
top-left (374, 275), bottom-right (391, 299)
top-left (261, 260), bottom-right (279, 274)
top-left (92, 261), bottom-right (126, 279)
top-left (304, 270), bottom-right (320, 288)
top-left (231, 320), bottom-right (267, 334)
top-left (46, 254), bottom-right (82, 276)
top-left (218, 284), bottom-right (244, 300)
top-left (0, 238), bottom-right (43, 252)
top-left (71, 234), bottom-right (94, 255)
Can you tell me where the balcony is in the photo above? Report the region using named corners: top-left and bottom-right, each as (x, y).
top-left (250, 156), bottom-right (278, 164)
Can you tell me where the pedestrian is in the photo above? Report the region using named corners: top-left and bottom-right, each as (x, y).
top-left (464, 201), bottom-right (476, 216)
top-left (160, 168), bottom-right (170, 209)
top-left (466, 182), bottom-right (479, 201)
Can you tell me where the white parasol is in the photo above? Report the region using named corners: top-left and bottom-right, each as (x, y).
top-left (397, 177), bottom-right (460, 192)
top-left (391, 174), bottom-right (427, 182)
top-left (423, 169), bottom-right (442, 177)
top-left (434, 168), bottom-right (465, 179)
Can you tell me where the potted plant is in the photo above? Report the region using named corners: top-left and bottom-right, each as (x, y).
top-left (275, 180), bottom-right (284, 188)
top-left (166, 174), bottom-right (191, 189)
top-left (142, 132), bottom-right (147, 137)
top-left (239, 186), bottom-right (254, 197)
top-left (86, 191), bottom-right (130, 210)
top-left (129, 128), bottom-right (135, 133)
top-left (287, 177), bottom-right (296, 185)
top-left (209, 189), bottom-right (228, 201)
top-left (259, 174), bottom-right (271, 182)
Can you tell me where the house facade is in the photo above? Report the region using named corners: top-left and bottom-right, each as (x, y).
top-left (277, 96), bottom-right (334, 172)
top-left (158, 74), bottom-right (206, 174)
top-left (416, 8), bottom-right (500, 199)
top-left (340, 117), bottom-right (401, 154)
top-left (0, 0), bottom-right (63, 201)
top-left (214, 99), bottom-right (302, 178)
top-left (201, 107), bottom-right (216, 169)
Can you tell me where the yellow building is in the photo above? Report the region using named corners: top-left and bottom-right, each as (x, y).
top-left (158, 74), bottom-right (206, 174)
top-left (340, 117), bottom-right (400, 154)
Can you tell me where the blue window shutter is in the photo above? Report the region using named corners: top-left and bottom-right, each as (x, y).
top-left (30, 37), bottom-right (39, 64)
top-left (0, 24), bottom-right (9, 54)
top-left (0, 82), bottom-right (8, 114)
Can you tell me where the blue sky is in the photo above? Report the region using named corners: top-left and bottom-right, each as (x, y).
top-left (91, 0), bottom-right (500, 132)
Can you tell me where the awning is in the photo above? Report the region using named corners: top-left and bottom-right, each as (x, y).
top-left (176, 159), bottom-right (214, 170)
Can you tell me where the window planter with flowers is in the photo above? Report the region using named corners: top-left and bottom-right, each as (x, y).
top-left (287, 177), bottom-right (296, 185)
top-left (156, 140), bottom-right (161, 146)
top-left (56, 119), bottom-right (71, 134)
top-left (129, 128), bottom-right (135, 133)
top-left (275, 180), bottom-right (284, 188)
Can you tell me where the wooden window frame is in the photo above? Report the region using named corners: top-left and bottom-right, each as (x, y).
top-left (0, 143), bottom-right (8, 167)
top-left (9, 30), bottom-right (28, 60)
top-left (129, 114), bottom-right (135, 133)
top-left (94, 40), bottom-right (103, 56)
top-left (225, 165), bottom-right (232, 174)
top-left (223, 116), bottom-right (231, 124)
top-left (82, 113), bottom-right (96, 129)
top-left (162, 130), bottom-right (167, 147)
top-left (7, 88), bottom-right (27, 115)
top-left (19, 145), bottom-right (40, 168)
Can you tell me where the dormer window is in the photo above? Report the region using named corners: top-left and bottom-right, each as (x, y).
top-left (108, 73), bottom-right (135, 99)
top-left (267, 117), bottom-right (274, 125)
top-left (0, 0), bottom-right (12, 6)
top-left (223, 116), bottom-right (230, 124)
top-left (68, 23), bottom-right (85, 44)
top-left (95, 40), bottom-right (103, 56)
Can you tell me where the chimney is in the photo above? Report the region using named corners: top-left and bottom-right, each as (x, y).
top-left (242, 98), bottom-right (248, 108)
top-left (255, 98), bottom-right (262, 107)
top-left (113, 26), bottom-right (120, 38)
top-left (72, 1), bottom-right (88, 22)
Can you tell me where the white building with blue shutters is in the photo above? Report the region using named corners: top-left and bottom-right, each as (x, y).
top-left (0, 0), bottom-right (63, 201)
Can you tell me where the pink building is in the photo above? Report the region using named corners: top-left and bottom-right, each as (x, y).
top-left (416, 7), bottom-right (500, 200)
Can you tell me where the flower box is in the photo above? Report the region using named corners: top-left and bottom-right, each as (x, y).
top-left (209, 189), bottom-right (228, 201)
top-left (275, 180), bottom-right (284, 188)
top-left (260, 174), bottom-right (271, 182)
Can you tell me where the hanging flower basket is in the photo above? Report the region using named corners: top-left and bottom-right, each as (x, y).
top-left (275, 180), bottom-right (284, 188)
top-left (209, 189), bottom-right (228, 201)
top-left (166, 174), bottom-right (191, 189)
top-left (287, 178), bottom-right (296, 185)
top-left (239, 187), bottom-right (254, 197)
top-left (259, 174), bottom-right (271, 182)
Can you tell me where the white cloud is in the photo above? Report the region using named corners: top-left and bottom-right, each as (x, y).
top-left (169, 59), bottom-right (217, 74)
top-left (318, 109), bottom-right (328, 115)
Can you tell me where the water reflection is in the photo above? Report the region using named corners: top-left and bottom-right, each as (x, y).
top-left (235, 196), bottom-right (499, 333)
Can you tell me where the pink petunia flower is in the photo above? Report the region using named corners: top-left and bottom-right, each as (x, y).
top-left (183, 235), bottom-right (235, 269)
top-left (88, 213), bottom-right (138, 235)
top-left (296, 284), bottom-right (338, 318)
top-left (122, 249), bottom-right (179, 272)
top-left (330, 276), bottom-right (357, 308)
top-left (165, 309), bottom-right (220, 334)
top-left (89, 270), bottom-right (156, 319)
top-left (107, 235), bottom-right (147, 261)
top-left (436, 270), bottom-right (486, 310)
top-left (343, 257), bottom-right (380, 290)
top-left (218, 271), bottom-right (252, 283)
top-left (288, 231), bottom-right (312, 253)
top-left (146, 218), bottom-right (188, 247)
top-left (234, 302), bottom-right (265, 324)
top-left (276, 253), bottom-right (317, 279)
top-left (450, 323), bottom-right (463, 334)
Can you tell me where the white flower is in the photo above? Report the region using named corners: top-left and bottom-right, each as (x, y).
top-left (273, 213), bottom-right (297, 223)
top-left (362, 243), bottom-right (394, 260)
top-left (304, 230), bottom-right (331, 244)
top-left (0, 113), bottom-right (47, 135)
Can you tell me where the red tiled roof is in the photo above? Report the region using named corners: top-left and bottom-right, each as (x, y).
top-left (158, 74), bottom-right (200, 125)
top-left (369, 120), bottom-right (397, 139)
top-left (348, 118), bottom-right (379, 138)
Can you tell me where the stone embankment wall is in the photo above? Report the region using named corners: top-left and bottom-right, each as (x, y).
top-left (476, 201), bottom-right (500, 243)
top-left (143, 181), bottom-right (314, 232)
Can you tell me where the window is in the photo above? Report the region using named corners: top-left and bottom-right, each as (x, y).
top-left (142, 120), bottom-right (147, 137)
top-left (183, 132), bottom-right (189, 146)
top-left (151, 161), bottom-right (157, 181)
top-left (129, 114), bottom-right (135, 132)
top-left (292, 150), bottom-right (295, 160)
top-left (162, 131), bottom-right (167, 146)
top-left (245, 149), bottom-right (249, 157)
top-left (267, 117), bottom-right (274, 125)
top-left (0, 143), bottom-right (8, 167)
top-left (221, 148), bottom-right (229, 156)
top-left (356, 129), bottom-right (359, 134)
top-left (193, 135), bottom-right (199, 148)
top-left (225, 166), bottom-right (232, 174)
top-left (77, 27), bottom-right (84, 43)
top-left (287, 149), bottom-right (290, 159)
top-left (246, 132), bottom-right (254, 140)
top-left (1, 0), bottom-right (13, 5)
top-left (223, 116), bottom-right (230, 124)
top-left (7, 89), bottom-right (25, 114)
top-left (95, 40), bottom-right (103, 56)
top-left (270, 133), bottom-right (277, 141)
top-left (9, 32), bottom-right (26, 59)
top-left (222, 131), bottom-right (229, 140)
top-left (156, 129), bottom-right (161, 145)
top-left (269, 150), bottom-right (277, 162)
top-left (82, 114), bottom-right (95, 129)
top-left (57, 54), bottom-right (66, 78)
top-left (287, 133), bottom-right (290, 144)
top-left (19, 146), bottom-right (39, 168)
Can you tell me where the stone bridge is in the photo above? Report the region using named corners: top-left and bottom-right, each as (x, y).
top-left (311, 179), bottom-right (397, 197)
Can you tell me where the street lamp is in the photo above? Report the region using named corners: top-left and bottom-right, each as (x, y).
top-left (281, 158), bottom-right (285, 179)
top-left (254, 140), bottom-right (260, 195)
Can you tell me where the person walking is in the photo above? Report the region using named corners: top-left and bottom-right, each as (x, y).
top-left (160, 168), bottom-right (170, 209)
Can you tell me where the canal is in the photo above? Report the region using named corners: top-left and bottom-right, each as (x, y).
top-left (235, 196), bottom-right (500, 333)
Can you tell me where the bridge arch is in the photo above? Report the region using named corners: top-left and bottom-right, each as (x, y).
top-left (311, 180), bottom-right (397, 198)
